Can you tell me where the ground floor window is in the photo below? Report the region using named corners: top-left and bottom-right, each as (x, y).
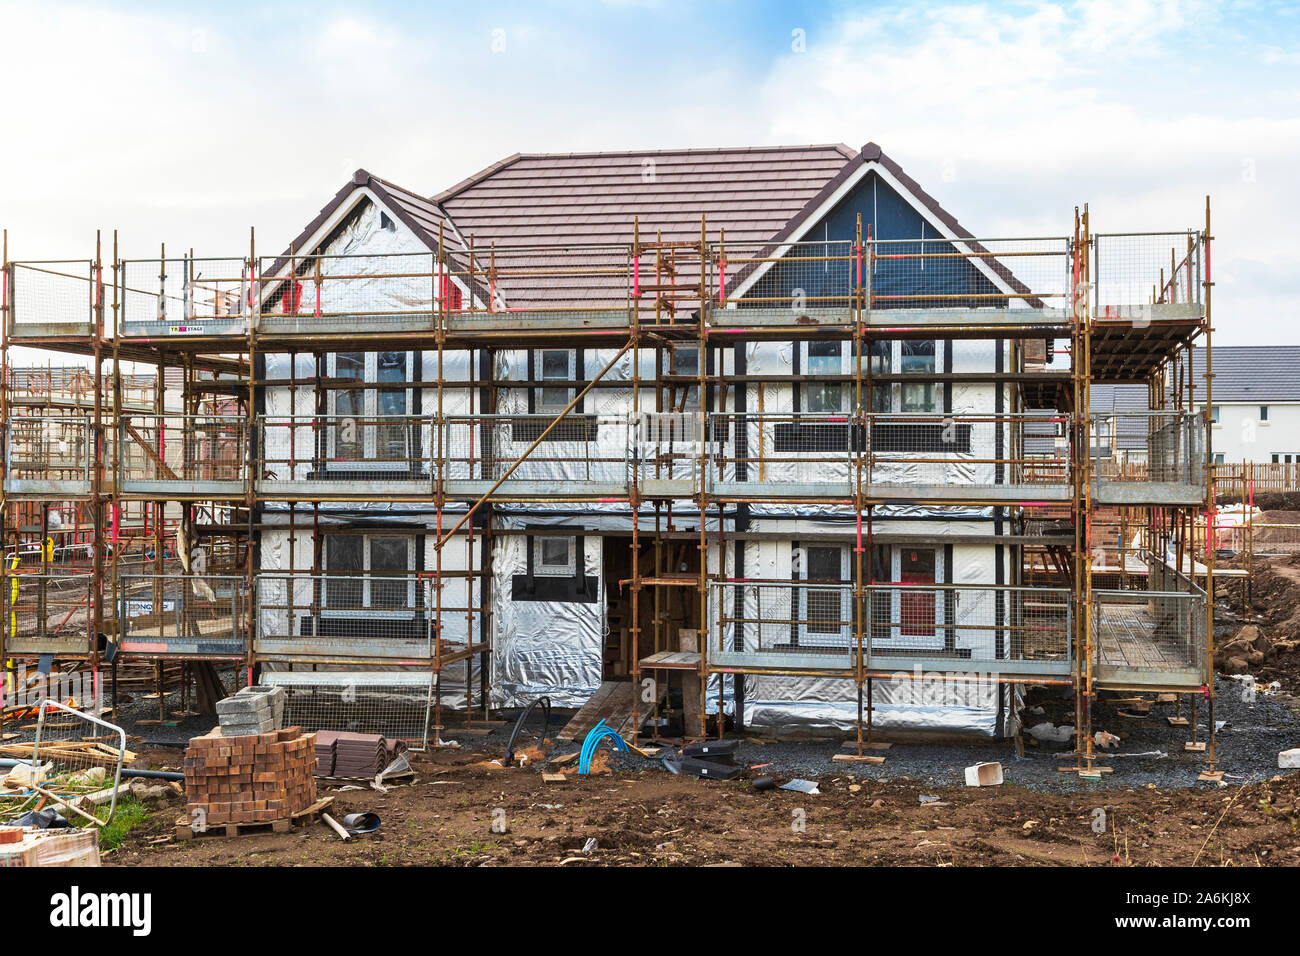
top-left (323, 533), bottom-right (416, 611)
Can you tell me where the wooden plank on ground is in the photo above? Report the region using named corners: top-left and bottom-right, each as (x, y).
top-left (557, 681), bottom-right (658, 742)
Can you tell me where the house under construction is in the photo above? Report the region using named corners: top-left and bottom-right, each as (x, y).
top-left (1, 142), bottom-right (1218, 772)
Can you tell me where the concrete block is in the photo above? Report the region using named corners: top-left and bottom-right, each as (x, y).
top-left (217, 696), bottom-right (270, 718)
top-left (1280, 748), bottom-right (1300, 769)
top-left (238, 685), bottom-right (285, 728)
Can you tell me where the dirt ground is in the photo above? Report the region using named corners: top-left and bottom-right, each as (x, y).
top-left (1220, 554), bottom-right (1300, 691)
top-left (87, 536), bottom-right (1300, 869)
top-left (108, 745), bottom-right (1300, 867)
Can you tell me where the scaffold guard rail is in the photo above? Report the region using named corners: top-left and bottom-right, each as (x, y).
top-left (117, 574), bottom-right (246, 658)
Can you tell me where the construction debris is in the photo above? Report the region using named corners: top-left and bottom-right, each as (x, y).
top-left (0, 827), bottom-right (100, 867)
top-left (964, 762), bottom-right (1004, 787)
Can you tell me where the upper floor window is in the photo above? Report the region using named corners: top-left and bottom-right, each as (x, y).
top-left (804, 341), bottom-right (845, 413)
top-left (1210, 405), bottom-right (1220, 423)
top-left (534, 535), bottom-right (577, 578)
top-left (328, 351), bottom-right (414, 463)
top-left (1260, 405), bottom-right (1269, 422)
top-left (668, 344), bottom-right (700, 410)
top-left (864, 340), bottom-right (938, 413)
top-left (798, 544), bottom-right (849, 639)
top-left (537, 349), bottom-right (575, 412)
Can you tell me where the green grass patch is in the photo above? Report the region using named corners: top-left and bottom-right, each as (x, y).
top-left (97, 797), bottom-right (152, 851)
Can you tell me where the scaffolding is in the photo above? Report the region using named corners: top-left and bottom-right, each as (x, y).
top-left (0, 201), bottom-right (1217, 770)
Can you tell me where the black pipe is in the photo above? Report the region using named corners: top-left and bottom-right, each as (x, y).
top-left (0, 759), bottom-right (183, 782)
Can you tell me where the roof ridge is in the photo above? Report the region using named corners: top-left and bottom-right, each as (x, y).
top-left (508, 143), bottom-right (854, 159)
top-left (431, 153), bottom-right (524, 205)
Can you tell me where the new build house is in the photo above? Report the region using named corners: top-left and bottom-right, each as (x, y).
top-left (1, 142), bottom-right (1217, 768)
top-left (1189, 346), bottom-right (1300, 464)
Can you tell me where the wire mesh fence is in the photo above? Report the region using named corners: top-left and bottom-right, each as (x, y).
top-left (3, 414), bottom-right (93, 495)
top-left (5, 261), bottom-right (97, 336)
top-left (118, 257), bottom-right (250, 336)
top-left (705, 412), bottom-right (1071, 494)
top-left (707, 412), bottom-right (857, 493)
top-left (868, 237), bottom-right (1071, 311)
top-left (709, 581), bottom-right (1072, 673)
top-left (260, 671), bottom-right (433, 750)
top-left (442, 414), bottom-right (631, 491)
top-left (25, 231), bottom-right (1208, 343)
top-left (254, 573), bottom-right (437, 661)
top-left (258, 414), bottom-right (432, 491)
top-left (256, 252), bottom-right (437, 333)
top-left (1092, 232), bottom-right (1203, 314)
top-left (27, 699), bottom-right (127, 824)
top-left (630, 411), bottom-right (703, 491)
top-left (117, 413), bottom-right (248, 493)
top-left (1091, 411), bottom-right (1204, 486)
top-left (1, 572), bottom-right (94, 655)
top-left (712, 580), bottom-right (857, 663)
top-left (717, 240), bottom-right (857, 313)
top-left (117, 574), bottom-right (246, 657)
top-left (868, 413), bottom-right (1068, 490)
top-left (865, 584), bottom-right (1071, 667)
top-left (471, 243), bottom-right (633, 314)
top-left (1250, 523), bottom-right (1300, 555)
top-left (256, 413), bottom-right (637, 496)
top-left (1093, 587), bottom-right (1206, 678)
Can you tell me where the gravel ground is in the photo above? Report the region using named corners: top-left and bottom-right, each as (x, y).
top-left (101, 668), bottom-right (239, 747)
top-left (490, 675), bottom-right (1300, 794)
top-left (29, 671), bottom-right (1293, 796)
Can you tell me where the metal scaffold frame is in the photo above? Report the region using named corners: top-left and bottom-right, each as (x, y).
top-left (0, 201), bottom-right (1217, 768)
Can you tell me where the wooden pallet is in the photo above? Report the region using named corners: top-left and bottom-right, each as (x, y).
top-left (174, 795), bottom-right (334, 841)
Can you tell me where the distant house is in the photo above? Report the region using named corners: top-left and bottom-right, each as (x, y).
top-left (1090, 383), bottom-right (1152, 466)
top-left (1026, 385), bottom-right (1150, 465)
top-left (1191, 346), bottom-right (1300, 464)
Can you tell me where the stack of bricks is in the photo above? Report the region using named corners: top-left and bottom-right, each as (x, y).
top-left (183, 726), bottom-right (318, 826)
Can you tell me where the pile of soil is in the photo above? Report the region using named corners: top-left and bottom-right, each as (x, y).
top-left (1217, 491), bottom-right (1300, 511)
top-left (1219, 556), bottom-right (1300, 691)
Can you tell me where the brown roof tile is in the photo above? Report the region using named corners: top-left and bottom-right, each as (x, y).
top-left (273, 142), bottom-right (1013, 312)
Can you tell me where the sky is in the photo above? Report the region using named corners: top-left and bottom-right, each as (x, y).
top-left (1, 0), bottom-right (1298, 347)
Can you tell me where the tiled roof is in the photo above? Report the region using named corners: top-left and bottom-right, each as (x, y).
top-left (1192, 346), bottom-right (1300, 403)
top-left (433, 144), bottom-right (856, 247)
top-left (273, 142), bottom-right (1016, 312)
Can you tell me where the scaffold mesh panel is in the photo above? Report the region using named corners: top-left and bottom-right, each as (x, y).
top-left (261, 671), bottom-right (432, 751)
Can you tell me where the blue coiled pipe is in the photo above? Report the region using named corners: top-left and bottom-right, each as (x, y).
top-left (578, 718), bottom-right (628, 774)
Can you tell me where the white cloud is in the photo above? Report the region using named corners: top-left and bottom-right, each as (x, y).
top-left (757, 0), bottom-right (1300, 342)
top-left (1, 0), bottom-right (1294, 346)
